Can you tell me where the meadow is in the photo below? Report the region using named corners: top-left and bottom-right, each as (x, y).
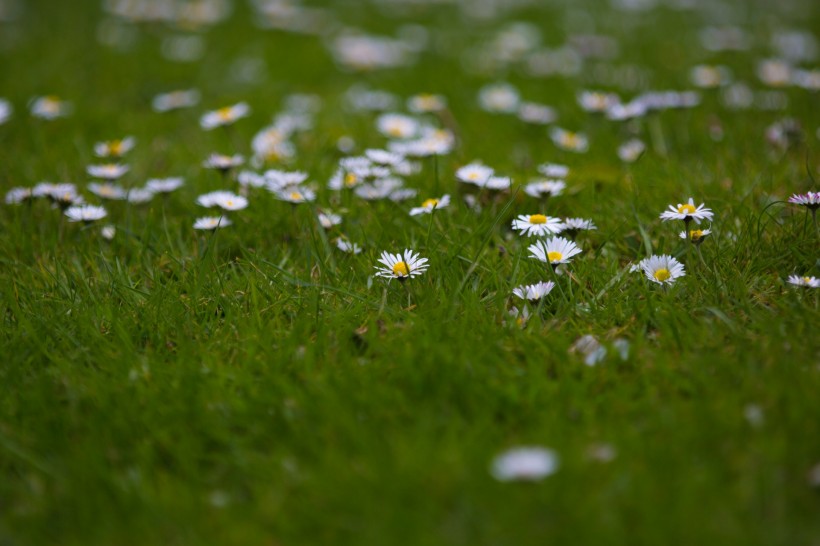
top-left (1, 0), bottom-right (819, 544)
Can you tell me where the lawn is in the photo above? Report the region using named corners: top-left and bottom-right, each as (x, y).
top-left (1, 0), bottom-right (819, 544)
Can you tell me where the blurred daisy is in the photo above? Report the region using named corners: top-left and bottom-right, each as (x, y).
top-left (200, 102), bottom-right (250, 130)
top-left (196, 191), bottom-right (248, 211)
top-left (336, 238), bottom-right (362, 254)
top-left (87, 163), bottom-right (129, 181)
top-left (512, 214), bottom-right (565, 237)
top-left (788, 191), bottom-right (820, 211)
top-left (660, 198), bottom-right (714, 225)
top-left (374, 249), bottom-right (429, 281)
top-left (617, 139), bottom-right (646, 163)
top-left (410, 194), bottom-right (450, 216)
top-left (5, 187), bottom-right (32, 205)
top-left (0, 99), bottom-right (11, 124)
top-left (365, 148), bottom-right (404, 167)
top-left (537, 163), bottom-right (569, 178)
top-left (491, 447), bottom-right (559, 482)
top-left (94, 136), bottom-right (135, 158)
top-left (563, 218), bottom-right (598, 236)
top-left (524, 179), bottom-right (565, 199)
top-left (456, 163), bottom-right (494, 186)
top-left (88, 182), bottom-right (127, 200)
top-left (640, 255), bottom-right (686, 285)
top-left (193, 216), bottom-right (232, 230)
top-left (264, 169), bottom-right (309, 191)
top-left (550, 127), bottom-right (588, 153)
top-left (101, 225), bottom-right (116, 240)
top-left (275, 186), bottom-right (316, 204)
top-left (318, 211), bottom-right (342, 229)
top-left (146, 177), bottom-right (184, 194)
top-left (36, 183), bottom-right (83, 207)
top-left (484, 175), bottom-right (512, 191)
top-left (376, 113), bottom-right (419, 139)
top-left (407, 93), bottom-right (446, 113)
top-left (152, 89), bottom-right (201, 112)
top-left (30, 96), bottom-right (71, 119)
top-left (578, 91), bottom-right (620, 113)
top-left (690, 65), bottom-right (732, 88)
top-left (512, 281), bottom-right (555, 301)
top-left (65, 204), bottom-right (107, 223)
top-left (528, 236), bottom-right (582, 266)
top-left (506, 306), bottom-right (531, 328)
top-left (478, 82), bottom-right (520, 113)
top-left (126, 188), bottom-right (155, 204)
top-left (517, 102), bottom-right (556, 125)
top-left (679, 228), bottom-right (711, 244)
top-left (203, 153), bottom-right (244, 172)
top-left (787, 275), bottom-right (820, 288)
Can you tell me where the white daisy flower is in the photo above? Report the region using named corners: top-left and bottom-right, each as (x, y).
top-left (5, 187), bottom-right (32, 205)
top-left (578, 91), bottom-right (620, 113)
top-left (264, 169), bottom-right (309, 191)
top-left (152, 89), bottom-right (200, 112)
top-left (787, 275), bottom-right (820, 288)
top-left (87, 182), bottom-right (127, 200)
top-left (365, 148), bottom-right (404, 166)
top-left (409, 194), bottom-right (450, 216)
top-left (376, 113), bottom-right (419, 139)
top-left (336, 238), bottom-right (362, 254)
top-left (0, 99), bottom-right (12, 125)
top-left (146, 177), bottom-right (184, 194)
top-left (517, 102), bottom-right (556, 125)
top-left (640, 255), bottom-right (686, 285)
top-left (659, 198), bottom-right (714, 224)
top-left (478, 82), bottom-right (520, 113)
top-left (318, 211), bottom-right (342, 229)
top-left (484, 175), bottom-right (512, 191)
top-left (203, 153), bottom-right (244, 171)
top-left (101, 225), bottom-right (116, 240)
top-left (690, 65), bottom-right (732, 88)
top-left (196, 191), bottom-right (248, 211)
top-left (30, 96), bottom-right (71, 119)
top-left (127, 188), bottom-right (155, 204)
top-left (506, 306), bottom-right (531, 328)
top-left (788, 191), bottom-right (820, 210)
top-left (491, 447), bottom-right (559, 482)
top-left (537, 163), bottom-right (569, 178)
top-left (528, 236), bottom-right (583, 266)
top-left (390, 127), bottom-right (454, 157)
top-left (524, 179), bottom-right (565, 198)
top-left (512, 281), bottom-right (556, 301)
top-left (456, 163), bottom-right (494, 186)
top-left (193, 216), bottom-right (232, 230)
top-left (87, 163), bottom-right (129, 181)
top-left (36, 183), bottom-right (83, 206)
top-left (550, 127), bottom-right (589, 153)
top-left (94, 136), bottom-right (135, 158)
top-left (679, 228), bottom-right (712, 244)
top-left (512, 214), bottom-right (565, 237)
top-left (563, 218), bottom-right (598, 233)
top-left (275, 186), bottom-right (315, 204)
top-left (65, 204), bottom-right (107, 223)
top-left (407, 93), bottom-right (446, 113)
top-left (617, 139), bottom-right (646, 163)
top-left (200, 102), bottom-right (250, 130)
top-left (374, 249), bottom-right (429, 281)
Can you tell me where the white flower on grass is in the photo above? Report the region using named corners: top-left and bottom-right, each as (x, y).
top-left (5, 187), bottom-right (33, 204)
top-left (679, 228), bottom-right (712, 244)
top-left (365, 148), bottom-right (404, 166)
top-left (36, 183), bottom-right (83, 206)
top-left (550, 127), bottom-right (589, 153)
top-left (690, 65), bottom-right (732, 88)
top-left (478, 82), bottom-right (520, 113)
top-left (0, 99), bottom-right (12, 124)
top-left (407, 93), bottom-right (446, 113)
top-left (410, 194), bottom-right (450, 216)
top-left (87, 163), bottom-right (129, 181)
top-left (30, 96), bottom-right (71, 119)
top-left (563, 218), bottom-right (597, 233)
top-left (193, 216), bottom-right (232, 230)
top-left (578, 91), bottom-right (620, 113)
top-left (374, 249), bottom-right (429, 281)
top-left (659, 198), bottom-right (714, 224)
top-left (126, 188), bottom-right (155, 204)
top-left (517, 102), bottom-right (556, 125)
top-left (200, 102), bottom-right (250, 130)
top-left (524, 179), bottom-right (565, 198)
top-left (617, 139), bottom-right (646, 163)
top-left (491, 447), bottom-right (559, 482)
top-left (389, 127), bottom-right (454, 157)
top-left (512, 281), bottom-right (555, 301)
top-left (484, 175), bottom-right (512, 191)
top-left (528, 236), bottom-right (583, 266)
top-left (336, 238), bottom-right (362, 254)
top-left (94, 136), bottom-right (135, 158)
top-left (196, 191), bottom-right (248, 211)
top-left (65, 204), bottom-right (107, 223)
top-left (640, 255), bottom-right (686, 285)
top-left (274, 186), bottom-right (316, 204)
top-left (512, 214), bottom-right (565, 237)
top-left (376, 113), bottom-right (419, 139)
top-left (203, 153), bottom-right (244, 172)
top-left (788, 191), bottom-right (820, 210)
top-left (146, 177), bottom-right (184, 194)
top-left (264, 169), bottom-right (309, 191)
top-left (456, 163), bottom-right (494, 186)
top-left (787, 275), bottom-right (820, 288)
top-left (570, 334), bottom-right (607, 366)
top-left (537, 163), bottom-right (569, 178)
top-left (88, 182), bottom-right (128, 200)
top-left (506, 306), bottom-right (531, 328)
top-left (101, 225), bottom-right (116, 240)
top-left (152, 89), bottom-right (200, 112)
top-left (318, 211), bottom-right (342, 229)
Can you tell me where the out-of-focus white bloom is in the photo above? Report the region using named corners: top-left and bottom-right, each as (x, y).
top-left (407, 93), bottom-right (446, 113)
top-left (517, 102), bottom-right (556, 125)
top-left (617, 139), bottom-right (646, 162)
top-left (524, 179), bottom-right (565, 199)
top-left (87, 163), bottom-right (129, 181)
top-left (88, 182), bottom-right (128, 200)
top-left (196, 191), bottom-right (248, 211)
top-left (376, 113), bottom-right (419, 139)
top-left (336, 238), bottom-right (362, 254)
top-left (65, 204), bottom-right (107, 223)
top-left (200, 102), bottom-right (250, 130)
top-left (512, 281), bottom-right (555, 301)
top-left (30, 96), bottom-right (71, 119)
top-left (456, 163), bottom-right (494, 186)
top-left (787, 275), bottom-right (820, 288)
top-left (203, 153), bottom-right (244, 171)
top-left (152, 89), bottom-right (201, 112)
top-left (570, 334), bottom-right (607, 366)
top-left (478, 82), bottom-right (520, 113)
top-left (194, 216), bottom-right (232, 230)
top-left (317, 211), bottom-right (342, 229)
top-left (146, 177), bottom-right (184, 194)
top-left (578, 90), bottom-right (620, 112)
top-left (537, 163), bottom-right (569, 179)
top-left (101, 225), bottom-right (116, 240)
top-left (757, 59), bottom-right (792, 88)
top-left (0, 99), bottom-right (12, 125)
top-left (409, 194), bottom-right (449, 216)
top-left (94, 136), bottom-right (135, 158)
top-left (690, 65), bottom-right (732, 88)
top-left (550, 127), bottom-right (588, 153)
top-left (491, 447), bottom-right (559, 482)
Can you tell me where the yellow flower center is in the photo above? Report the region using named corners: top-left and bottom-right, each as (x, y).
top-left (804, 277), bottom-right (812, 283)
top-left (467, 172), bottom-right (479, 180)
top-left (344, 173), bottom-right (358, 187)
top-left (562, 133), bottom-right (579, 147)
top-left (290, 192), bottom-right (302, 201)
top-left (392, 261), bottom-right (409, 277)
top-left (217, 107), bottom-right (233, 120)
top-left (677, 203), bottom-right (696, 215)
top-left (547, 251), bottom-right (563, 262)
top-left (654, 268), bottom-right (671, 282)
top-left (226, 200), bottom-right (234, 207)
top-left (529, 214), bottom-right (548, 224)
top-left (387, 123), bottom-right (405, 137)
top-left (422, 198), bottom-right (439, 208)
top-left (110, 140), bottom-right (123, 155)
top-left (689, 229), bottom-right (704, 240)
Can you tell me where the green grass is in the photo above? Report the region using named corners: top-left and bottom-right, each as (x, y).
top-left (1, 0), bottom-right (820, 544)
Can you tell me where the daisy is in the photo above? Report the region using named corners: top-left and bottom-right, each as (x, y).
top-left (517, 102), bottom-right (556, 125)
top-left (659, 198), bottom-right (714, 225)
top-left (94, 136), bottom-right (135, 158)
top-left (537, 163), bottom-right (569, 178)
top-left (146, 177), bottom-right (184, 194)
top-left (512, 281), bottom-right (556, 301)
top-left (407, 93), bottom-right (446, 113)
top-left (506, 306), bottom-right (531, 328)
top-left (491, 447), bottom-right (559, 482)
top-left (101, 225), bottom-right (116, 240)
top-left (318, 211), bottom-right (342, 229)
top-left (193, 216), bottom-right (232, 230)
top-left (203, 153), bottom-right (244, 172)
top-left (787, 275), bottom-right (820, 288)
top-left (478, 82), bottom-right (520, 113)
top-left (87, 163), bottom-right (129, 181)
top-left (264, 169), bottom-right (309, 191)
top-left (0, 99), bottom-right (12, 124)
top-left (65, 204), bottom-right (107, 223)
top-left (550, 127), bottom-right (589, 153)
top-left (512, 214), bottom-right (565, 237)
top-left (409, 194), bottom-right (450, 216)
top-left (484, 176), bottom-right (512, 191)
top-left (196, 191), bottom-right (248, 211)
top-left (578, 91), bottom-right (620, 113)
top-left (38, 183), bottom-right (83, 207)
top-left (524, 179), bottom-right (565, 199)
top-left (200, 102), bottom-right (250, 130)
top-left (274, 186), bottom-right (316, 204)
top-left (376, 113), bottom-right (419, 139)
top-left (126, 188), bottom-right (155, 204)
top-left (563, 217), bottom-right (598, 236)
top-left (528, 236), bottom-right (583, 266)
top-left (640, 255), bottom-right (686, 285)
top-left (679, 228), bottom-right (712, 244)
top-left (30, 96), bottom-right (71, 119)
top-left (152, 89), bottom-right (201, 112)
top-left (617, 139), bottom-right (646, 163)
top-left (788, 191), bottom-right (820, 210)
top-left (5, 187), bottom-right (33, 205)
top-left (88, 182), bottom-right (127, 200)
top-left (456, 163), bottom-right (494, 186)
top-left (365, 148), bottom-right (404, 166)
top-left (336, 238), bottom-right (362, 254)
top-left (374, 249), bottom-right (429, 281)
